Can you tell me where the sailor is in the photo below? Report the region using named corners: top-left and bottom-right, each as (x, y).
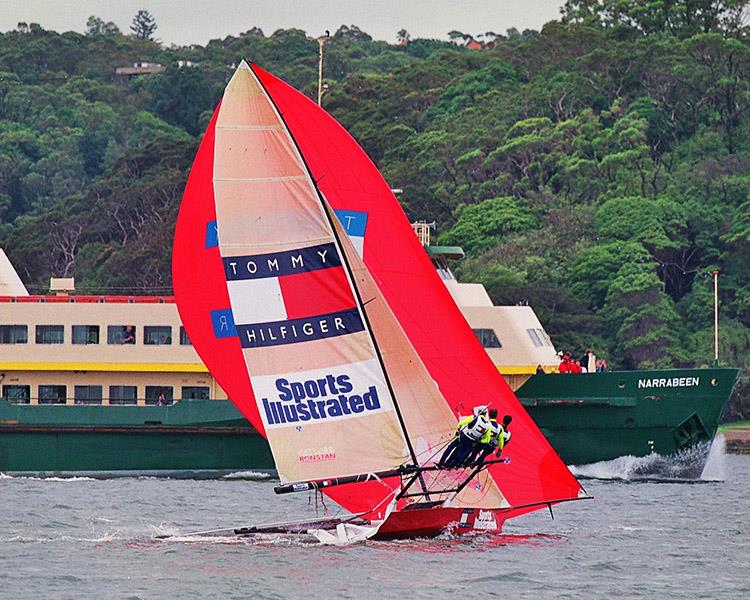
top-left (437, 415), bottom-right (473, 468)
top-left (499, 415), bottom-right (512, 451)
top-left (438, 406), bottom-right (490, 468)
top-left (468, 413), bottom-right (513, 466)
top-left (465, 408), bottom-right (501, 466)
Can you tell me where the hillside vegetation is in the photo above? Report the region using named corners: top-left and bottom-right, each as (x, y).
top-left (1, 2), bottom-right (749, 392)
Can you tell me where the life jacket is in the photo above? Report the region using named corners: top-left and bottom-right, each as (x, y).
top-left (500, 430), bottom-right (511, 449)
top-left (463, 413), bottom-right (489, 442)
top-left (481, 418), bottom-right (501, 445)
top-left (487, 420), bottom-right (504, 447)
top-left (454, 415), bottom-right (473, 439)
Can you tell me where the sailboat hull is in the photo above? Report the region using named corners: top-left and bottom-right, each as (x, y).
top-left (374, 506), bottom-right (506, 540)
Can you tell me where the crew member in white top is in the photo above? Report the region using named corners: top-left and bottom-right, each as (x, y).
top-left (438, 406), bottom-right (490, 469)
top-left (468, 412), bottom-right (513, 466)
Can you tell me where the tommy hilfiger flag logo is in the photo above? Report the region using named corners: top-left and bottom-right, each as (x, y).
top-left (220, 243), bottom-right (365, 348)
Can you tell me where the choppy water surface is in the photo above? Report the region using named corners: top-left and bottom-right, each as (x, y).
top-left (1, 454), bottom-right (748, 599)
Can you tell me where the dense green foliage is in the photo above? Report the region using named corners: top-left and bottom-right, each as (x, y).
top-left (1, 3), bottom-right (749, 386)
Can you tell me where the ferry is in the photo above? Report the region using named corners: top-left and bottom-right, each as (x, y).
top-left (0, 250), bottom-right (272, 475)
top-left (0, 238), bottom-right (737, 475)
top-left (421, 232), bottom-right (738, 468)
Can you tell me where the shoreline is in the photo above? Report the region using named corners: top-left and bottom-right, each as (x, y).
top-left (720, 424), bottom-right (750, 454)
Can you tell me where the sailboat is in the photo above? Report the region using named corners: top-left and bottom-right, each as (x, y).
top-left (172, 60), bottom-right (587, 543)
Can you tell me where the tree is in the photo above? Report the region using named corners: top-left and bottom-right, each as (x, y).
top-left (603, 263), bottom-right (684, 368)
top-left (560, 0), bottom-right (750, 38)
top-left (0, 15), bottom-right (748, 375)
top-left (130, 9), bottom-right (157, 40)
top-left (440, 197), bottom-right (539, 255)
top-left (333, 25), bottom-right (372, 41)
top-left (86, 16), bottom-right (120, 36)
top-left (241, 26), bottom-right (265, 37)
top-left (146, 65), bottom-right (214, 136)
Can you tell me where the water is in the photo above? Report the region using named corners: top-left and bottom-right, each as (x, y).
top-left (569, 437), bottom-right (724, 482)
top-left (1, 455), bottom-right (748, 599)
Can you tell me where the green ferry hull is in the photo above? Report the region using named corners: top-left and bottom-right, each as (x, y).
top-left (1, 368), bottom-right (737, 474)
top-left (516, 367), bottom-right (738, 466)
top-left (0, 399), bottom-right (273, 475)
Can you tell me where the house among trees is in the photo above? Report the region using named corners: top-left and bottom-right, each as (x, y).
top-left (464, 37), bottom-right (497, 50)
top-left (115, 62), bottom-right (165, 78)
top-left (448, 30), bottom-right (499, 50)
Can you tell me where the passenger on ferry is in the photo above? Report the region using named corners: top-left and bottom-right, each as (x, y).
top-left (558, 353), bottom-right (573, 373)
top-left (121, 325), bottom-right (135, 344)
top-left (581, 349), bottom-right (596, 373)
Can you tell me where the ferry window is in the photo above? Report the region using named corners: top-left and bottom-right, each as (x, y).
top-left (108, 325), bottom-right (136, 344)
top-left (74, 385), bottom-right (102, 405)
top-left (109, 385), bottom-right (137, 405)
top-left (179, 326), bottom-right (191, 345)
top-left (536, 328), bottom-right (552, 346)
top-left (432, 258), bottom-right (456, 281)
top-left (38, 385), bottom-right (67, 404)
top-left (144, 326), bottom-right (172, 345)
top-left (145, 386), bottom-right (173, 405)
top-left (0, 325), bottom-right (28, 344)
top-left (473, 328), bottom-right (502, 349)
top-left (36, 325), bottom-right (64, 344)
top-left (72, 325), bottom-right (100, 345)
top-left (526, 328), bottom-right (543, 347)
top-left (2, 385), bottom-right (30, 404)
top-left (182, 386), bottom-right (209, 400)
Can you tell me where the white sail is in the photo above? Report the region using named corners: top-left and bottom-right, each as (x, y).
top-left (213, 62), bottom-right (410, 484)
top-left (0, 249), bottom-right (28, 296)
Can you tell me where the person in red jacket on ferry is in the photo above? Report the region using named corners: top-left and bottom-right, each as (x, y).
top-left (559, 353), bottom-right (573, 373)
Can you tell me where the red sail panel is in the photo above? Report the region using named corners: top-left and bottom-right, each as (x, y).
top-left (253, 65), bottom-right (583, 509)
top-left (172, 104), bottom-right (261, 430)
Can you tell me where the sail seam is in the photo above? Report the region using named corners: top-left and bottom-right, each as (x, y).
top-left (219, 237), bottom-right (334, 249)
top-left (216, 125), bottom-right (285, 131)
top-left (214, 176), bottom-right (308, 182)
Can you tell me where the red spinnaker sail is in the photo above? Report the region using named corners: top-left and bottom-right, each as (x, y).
top-left (173, 63), bottom-right (583, 518)
top-left (252, 65), bottom-right (583, 510)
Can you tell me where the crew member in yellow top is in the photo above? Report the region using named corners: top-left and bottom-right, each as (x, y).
top-left (467, 411), bottom-right (512, 467)
top-left (438, 406), bottom-right (489, 468)
top-left (464, 408), bottom-right (499, 466)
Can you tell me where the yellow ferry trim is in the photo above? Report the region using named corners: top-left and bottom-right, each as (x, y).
top-left (496, 365), bottom-right (559, 375)
top-left (0, 361), bottom-right (209, 373)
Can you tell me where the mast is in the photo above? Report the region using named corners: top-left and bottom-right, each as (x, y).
top-left (247, 62), bottom-right (427, 489)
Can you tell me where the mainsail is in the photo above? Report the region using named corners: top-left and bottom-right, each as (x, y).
top-left (173, 61), bottom-right (583, 521)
